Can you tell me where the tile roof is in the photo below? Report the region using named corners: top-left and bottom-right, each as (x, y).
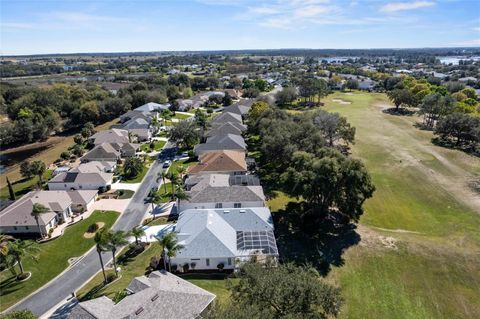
top-left (187, 150), bottom-right (247, 174)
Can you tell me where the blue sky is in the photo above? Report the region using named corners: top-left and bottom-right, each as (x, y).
top-left (1, 0), bottom-right (479, 55)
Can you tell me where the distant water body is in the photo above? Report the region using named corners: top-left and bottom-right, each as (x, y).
top-left (438, 56), bottom-right (480, 65)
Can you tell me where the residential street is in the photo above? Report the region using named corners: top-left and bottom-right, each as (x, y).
top-left (9, 143), bottom-right (175, 317)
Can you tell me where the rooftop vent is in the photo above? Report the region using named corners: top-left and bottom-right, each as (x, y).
top-left (135, 307), bottom-right (144, 315)
top-left (223, 210), bottom-right (230, 214)
top-left (239, 210), bottom-right (246, 213)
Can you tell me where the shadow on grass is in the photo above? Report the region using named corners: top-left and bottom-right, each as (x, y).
top-left (0, 275), bottom-right (24, 296)
top-left (382, 107), bottom-right (415, 116)
top-left (273, 202), bottom-right (361, 276)
top-left (431, 137), bottom-right (479, 157)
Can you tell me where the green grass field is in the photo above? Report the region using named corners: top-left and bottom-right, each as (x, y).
top-left (289, 91), bottom-right (480, 319)
top-left (76, 243), bottom-right (161, 301)
top-left (0, 210), bottom-right (119, 311)
top-left (139, 140), bottom-right (166, 153)
top-left (0, 170), bottom-right (53, 199)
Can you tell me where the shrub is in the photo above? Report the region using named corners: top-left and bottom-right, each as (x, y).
top-left (113, 290), bottom-right (128, 303)
top-left (87, 223), bottom-right (99, 233)
top-left (183, 263), bottom-right (190, 272)
top-left (0, 309), bottom-right (37, 319)
top-left (106, 273), bottom-right (117, 283)
top-left (217, 263), bottom-right (225, 271)
top-left (98, 186), bottom-right (106, 193)
top-left (171, 264), bottom-right (178, 272)
top-left (190, 262), bottom-right (196, 270)
top-left (106, 185), bottom-right (111, 191)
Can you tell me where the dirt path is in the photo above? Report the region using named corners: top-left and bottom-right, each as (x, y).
top-left (373, 103), bottom-right (480, 213)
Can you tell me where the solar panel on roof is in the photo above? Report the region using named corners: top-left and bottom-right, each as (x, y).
top-left (64, 172), bottom-right (78, 183)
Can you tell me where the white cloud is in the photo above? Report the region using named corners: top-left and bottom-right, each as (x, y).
top-left (1, 22), bottom-right (35, 30)
top-left (381, 1), bottom-right (435, 12)
top-left (455, 39), bottom-right (480, 46)
top-left (473, 27), bottom-right (480, 32)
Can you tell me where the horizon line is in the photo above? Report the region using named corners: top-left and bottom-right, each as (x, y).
top-left (2, 46), bottom-right (480, 58)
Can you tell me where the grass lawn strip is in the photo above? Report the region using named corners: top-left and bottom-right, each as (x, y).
top-left (0, 210), bottom-right (120, 312)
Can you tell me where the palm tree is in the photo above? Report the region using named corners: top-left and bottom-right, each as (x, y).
top-left (175, 187), bottom-right (190, 212)
top-left (31, 203), bottom-right (50, 238)
top-left (94, 229), bottom-right (109, 284)
top-left (156, 232), bottom-right (184, 272)
top-left (106, 230), bottom-right (128, 277)
top-left (7, 239), bottom-right (41, 279)
top-left (0, 234), bottom-right (14, 258)
top-left (176, 165), bottom-right (186, 178)
top-left (150, 191), bottom-right (163, 216)
top-left (129, 226), bottom-right (145, 245)
top-left (168, 172), bottom-right (179, 200)
top-left (157, 171), bottom-right (168, 194)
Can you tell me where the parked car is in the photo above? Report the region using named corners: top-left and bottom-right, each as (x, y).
top-left (163, 160), bottom-right (172, 168)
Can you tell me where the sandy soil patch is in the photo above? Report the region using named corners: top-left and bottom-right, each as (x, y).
top-left (358, 225), bottom-right (398, 250)
top-left (332, 99), bottom-right (352, 105)
top-left (83, 222), bottom-right (105, 239)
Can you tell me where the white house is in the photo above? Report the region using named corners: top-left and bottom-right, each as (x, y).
top-left (48, 171), bottom-right (113, 191)
top-left (171, 207), bottom-right (278, 271)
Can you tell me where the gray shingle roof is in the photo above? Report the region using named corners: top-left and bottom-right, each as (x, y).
top-left (223, 103), bottom-right (250, 116)
top-left (211, 112), bottom-right (242, 125)
top-left (90, 129), bottom-right (129, 145)
top-left (68, 271), bottom-right (215, 319)
top-left (134, 102), bottom-right (170, 112)
top-left (205, 122), bottom-right (244, 138)
top-left (174, 208), bottom-right (277, 259)
top-left (194, 134), bottom-right (246, 155)
top-left (81, 143), bottom-right (120, 162)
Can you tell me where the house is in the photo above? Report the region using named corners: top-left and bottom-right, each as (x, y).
top-left (222, 99), bottom-right (253, 116)
top-left (75, 161), bottom-right (116, 173)
top-left (187, 150), bottom-right (247, 175)
top-left (205, 122), bottom-right (245, 138)
top-left (120, 110), bottom-right (152, 124)
top-left (171, 207), bottom-right (278, 270)
top-left (52, 166), bottom-right (71, 176)
top-left (89, 129), bottom-right (130, 146)
top-left (0, 190), bottom-right (97, 237)
top-left (210, 112), bottom-right (243, 126)
top-left (121, 118), bottom-right (152, 142)
top-left (179, 173), bottom-right (265, 212)
top-left (224, 89), bottom-right (241, 100)
top-left (81, 143), bottom-right (121, 162)
top-left (102, 82), bottom-right (130, 95)
top-left (47, 171), bottom-right (113, 191)
top-left (67, 270), bottom-right (215, 319)
top-left (134, 102), bottom-right (170, 113)
top-left (193, 134), bottom-right (246, 156)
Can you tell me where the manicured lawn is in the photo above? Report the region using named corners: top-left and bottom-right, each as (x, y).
top-left (121, 164), bottom-right (149, 183)
top-left (157, 182), bottom-right (173, 202)
top-left (114, 189), bottom-right (135, 199)
top-left (139, 140), bottom-right (166, 153)
top-left (76, 243), bottom-right (161, 301)
top-left (173, 113), bottom-right (193, 120)
top-left (168, 158), bottom-right (198, 175)
top-left (143, 216), bottom-right (171, 226)
top-left (180, 273), bottom-right (237, 305)
top-left (304, 91), bottom-right (480, 319)
top-left (266, 191), bottom-right (299, 213)
top-left (0, 170), bottom-right (53, 199)
top-left (0, 210), bottom-right (119, 312)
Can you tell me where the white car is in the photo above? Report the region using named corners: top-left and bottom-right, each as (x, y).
top-left (163, 160), bottom-right (172, 168)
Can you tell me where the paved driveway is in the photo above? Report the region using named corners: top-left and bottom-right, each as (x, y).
top-left (8, 143), bottom-right (176, 317)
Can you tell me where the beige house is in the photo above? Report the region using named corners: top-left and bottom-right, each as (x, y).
top-left (0, 190), bottom-right (97, 237)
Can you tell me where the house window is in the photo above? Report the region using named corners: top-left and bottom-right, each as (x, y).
top-left (215, 203), bottom-right (222, 208)
top-left (234, 203), bottom-right (241, 208)
top-left (227, 258), bottom-right (232, 266)
top-left (25, 226), bottom-right (29, 230)
top-left (206, 258), bottom-right (210, 266)
top-left (13, 226), bottom-right (17, 231)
